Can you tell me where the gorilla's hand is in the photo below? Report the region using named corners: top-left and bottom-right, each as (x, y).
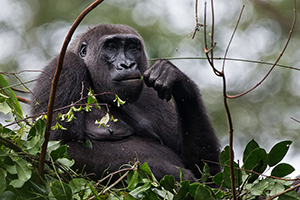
top-left (144, 59), bottom-right (185, 101)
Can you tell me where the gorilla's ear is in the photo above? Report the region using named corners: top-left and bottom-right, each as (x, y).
top-left (79, 42), bottom-right (87, 58)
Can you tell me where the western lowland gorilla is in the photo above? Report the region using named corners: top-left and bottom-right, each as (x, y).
top-left (31, 24), bottom-right (220, 181)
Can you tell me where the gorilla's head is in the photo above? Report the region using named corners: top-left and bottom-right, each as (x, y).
top-left (70, 24), bottom-right (148, 104)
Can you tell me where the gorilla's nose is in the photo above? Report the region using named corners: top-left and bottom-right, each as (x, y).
top-left (117, 61), bottom-right (137, 70)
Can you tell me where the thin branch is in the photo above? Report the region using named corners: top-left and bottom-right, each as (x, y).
top-left (38, 0), bottom-right (105, 180)
top-left (210, 0), bottom-right (215, 67)
top-left (203, 1), bottom-right (221, 76)
top-left (221, 5), bottom-right (245, 72)
top-left (149, 56), bottom-right (300, 71)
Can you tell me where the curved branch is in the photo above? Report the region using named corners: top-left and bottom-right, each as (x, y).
top-left (38, 0), bottom-right (105, 180)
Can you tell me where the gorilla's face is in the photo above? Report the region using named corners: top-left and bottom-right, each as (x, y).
top-left (76, 25), bottom-right (147, 104)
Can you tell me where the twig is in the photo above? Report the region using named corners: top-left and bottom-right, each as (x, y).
top-left (149, 56), bottom-right (300, 71)
top-left (38, 0), bottom-right (105, 181)
top-left (17, 96), bottom-right (29, 104)
top-left (221, 5), bottom-right (245, 72)
top-left (87, 162), bottom-right (139, 200)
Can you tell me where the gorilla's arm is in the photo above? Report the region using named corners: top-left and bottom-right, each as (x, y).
top-left (31, 52), bottom-right (90, 142)
top-left (144, 59), bottom-right (220, 177)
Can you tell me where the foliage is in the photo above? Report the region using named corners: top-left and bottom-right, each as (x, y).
top-left (0, 76), bottom-right (299, 199)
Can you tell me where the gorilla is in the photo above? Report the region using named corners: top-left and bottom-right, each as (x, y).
top-left (31, 24), bottom-right (220, 181)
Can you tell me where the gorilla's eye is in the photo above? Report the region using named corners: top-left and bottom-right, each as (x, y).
top-left (79, 42), bottom-right (87, 58)
top-left (128, 44), bottom-right (138, 51)
top-left (107, 43), bottom-right (117, 51)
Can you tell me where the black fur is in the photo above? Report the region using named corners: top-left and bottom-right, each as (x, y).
top-left (31, 24), bottom-right (220, 181)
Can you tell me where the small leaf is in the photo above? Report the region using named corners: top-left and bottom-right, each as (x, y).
top-left (243, 139), bottom-right (259, 163)
top-left (127, 170), bottom-right (139, 191)
top-left (129, 179), bottom-right (151, 198)
top-left (188, 182), bottom-right (201, 197)
top-left (160, 175), bottom-right (175, 192)
top-left (114, 95), bottom-right (126, 107)
top-left (278, 190), bottom-right (300, 200)
top-left (271, 163), bottom-right (295, 177)
top-left (243, 148), bottom-right (267, 171)
top-left (50, 145), bottom-right (68, 161)
top-left (202, 163), bottom-right (210, 183)
top-left (219, 145), bottom-right (230, 165)
top-left (194, 185), bottom-right (215, 200)
top-left (51, 181), bottom-right (72, 200)
top-left (223, 161), bottom-right (241, 188)
top-left (0, 168), bottom-right (7, 194)
top-left (0, 74), bottom-right (23, 119)
top-left (139, 162), bottom-right (156, 182)
top-left (15, 159), bottom-right (32, 182)
top-left (270, 182), bottom-right (285, 196)
top-left (267, 140), bottom-right (292, 167)
top-left (212, 172), bottom-right (224, 188)
top-left (95, 112), bottom-right (110, 127)
top-left (249, 179), bottom-right (269, 196)
top-left (85, 140), bottom-right (93, 148)
top-left (173, 181), bottom-right (190, 200)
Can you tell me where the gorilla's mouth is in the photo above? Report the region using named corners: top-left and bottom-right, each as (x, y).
top-left (112, 72), bottom-right (142, 82)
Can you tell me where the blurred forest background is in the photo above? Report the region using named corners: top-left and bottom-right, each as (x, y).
top-left (1, 0), bottom-right (300, 177)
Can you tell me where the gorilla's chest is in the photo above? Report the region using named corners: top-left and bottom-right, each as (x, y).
top-left (85, 107), bottom-right (162, 143)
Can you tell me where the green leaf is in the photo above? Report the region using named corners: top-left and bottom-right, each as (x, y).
top-left (85, 140), bottom-right (93, 148)
top-left (114, 95), bottom-right (126, 107)
top-left (173, 181), bottom-right (190, 200)
top-left (269, 182), bottom-right (285, 197)
top-left (9, 179), bottom-right (26, 188)
top-left (194, 185), bottom-right (215, 200)
top-left (139, 162), bottom-right (156, 182)
top-left (0, 168), bottom-right (7, 194)
top-left (47, 141), bottom-right (62, 152)
top-left (69, 178), bottom-right (90, 199)
top-left (57, 158), bottom-right (74, 168)
top-left (51, 181), bottom-right (72, 200)
top-left (223, 160), bottom-right (241, 189)
top-left (212, 172), bottom-right (224, 188)
top-left (278, 190), bottom-right (300, 200)
top-left (243, 139), bottom-right (259, 163)
top-left (249, 179), bottom-right (269, 196)
top-left (0, 191), bottom-right (17, 199)
top-left (127, 170), bottom-right (139, 191)
top-left (0, 74), bottom-right (23, 119)
top-left (188, 182), bottom-right (201, 197)
top-left (129, 179), bottom-right (151, 198)
top-left (25, 119), bottom-right (45, 154)
top-left (219, 145), bottom-right (230, 165)
top-left (267, 140), bottom-right (292, 167)
top-left (271, 163), bottom-right (295, 177)
top-left (160, 175), bottom-right (175, 192)
top-left (202, 163), bottom-right (210, 183)
top-left (0, 99), bottom-right (11, 114)
top-left (119, 191), bottom-right (136, 200)
top-left (15, 159), bottom-right (31, 182)
top-left (243, 148), bottom-right (267, 171)
top-left (50, 145), bottom-right (68, 161)
top-left (243, 148), bottom-right (268, 183)
top-left (95, 112), bottom-right (110, 127)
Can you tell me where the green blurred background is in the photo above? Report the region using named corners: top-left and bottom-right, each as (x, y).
top-left (1, 0), bottom-right (300, 177)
